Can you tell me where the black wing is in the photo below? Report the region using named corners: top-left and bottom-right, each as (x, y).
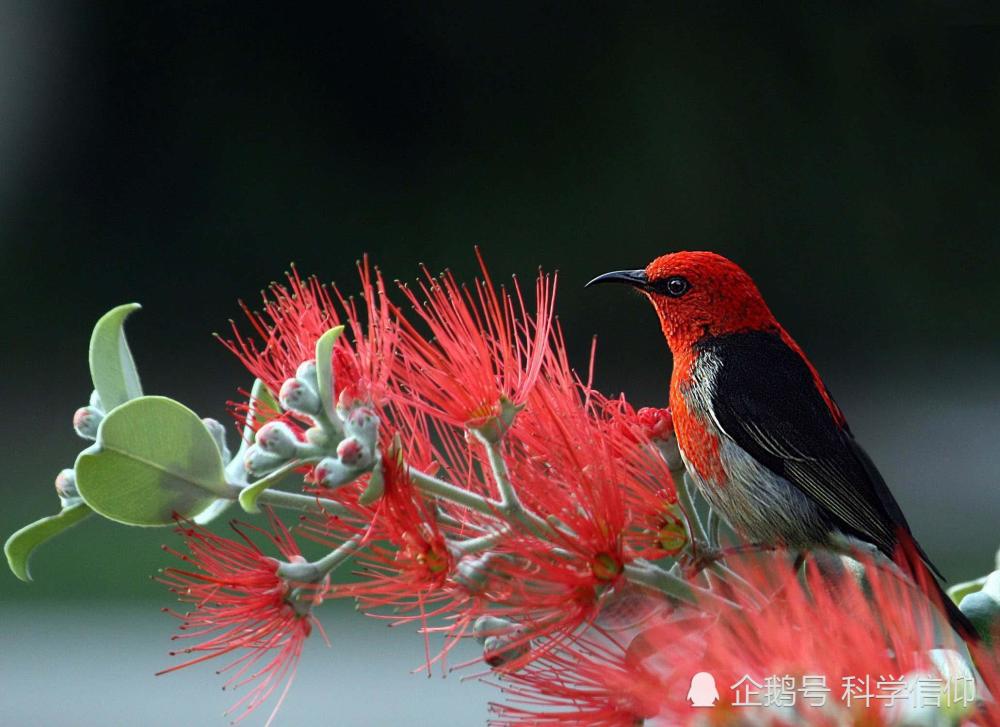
top-left (699, 329), bottom-right (936, 573)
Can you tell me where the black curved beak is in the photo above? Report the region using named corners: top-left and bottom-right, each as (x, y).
top-left (585, 269), bottom-right (649, 290)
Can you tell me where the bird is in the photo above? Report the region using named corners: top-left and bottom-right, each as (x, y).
top-left (586, 250), bottom-right (978, 643)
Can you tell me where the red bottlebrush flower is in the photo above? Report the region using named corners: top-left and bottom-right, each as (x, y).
top-left (393, 249), bottom-right (556, 430)
top-left (491, 549), bottom-right (996, 726)
top-left (597, 394), bottom-right (685, 559)
top-left (438, 333), bottom-right (682, 666)
top-left (462, 379), bottom-right (635, 661)
top-left (157, 510), bottom-right (323, 726)
top-left (302, 437), bottom-right (479, 672)
top-left (221, 259), bottom-right (396, 411)
top-left (488, 630), bottom-right (665, 726)
top-left (356, 443), bottom-right (456, 598)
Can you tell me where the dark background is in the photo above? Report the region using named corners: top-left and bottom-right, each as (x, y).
top-left (1, 4), bottom-right (999, 723)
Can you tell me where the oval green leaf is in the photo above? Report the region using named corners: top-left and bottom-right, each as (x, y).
top-left (5, 503), bottom-right (93, 582)
top-left (75, 396), bottom-right (231, 526)
top-left (192, 498), bottom-right (233, 525)
top-left (316, 326), bottom-right (345, 423)
top-left (89, 303), bottom-right (143, 410)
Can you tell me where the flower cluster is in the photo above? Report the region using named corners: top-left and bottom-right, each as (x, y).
top-left (490, 551), bottom-right (1000, 726)
top-left (138, 253), bottom-right (999, 724)
top-left (157, 509), bottom-right (326, 726)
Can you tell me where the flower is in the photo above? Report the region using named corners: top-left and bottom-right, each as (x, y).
top-left (393, 249), bottom-right (556, 431)
top-left (488, 630), bottom-right (664, 726)
top-left (455, 373), bottom-right (636, 664)
top-left (302, 437), bottom-right (477, 673)
top-left (489, 547), bottom-right (996, 726)
top-left (221, 259), bottom-right (396, 413)
top-left (157, 510), bottom-right (324, 726)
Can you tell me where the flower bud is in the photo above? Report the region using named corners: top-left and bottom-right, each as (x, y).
top-left (472, 614), bottom-right (516, 644)
top-left (313, 457), bottom-right (357, 490)
top-left (73, 406), bottom-right (103, 440)
top-left (454, 554), bottom-right (498, 594)
top-left (336, 436), bottom-right (366, 466)
top-left (244, 444), bottom-right (287, 477)
top-left (55, 468), bottom-right (79, 503)
top-left (295, 359), bottom-right (318, 385)
top-left (483, 633), bottom-right (531, 668)
top-left (88, 389), bottom-right (104, 413)
top-left (256, 421), bottom-right (299, 458)
top-left (344, 406), bottom-right (378, 438)
top-left (279, 377), bottom-right (320, 415)
top-left (637, 406), bottom-right (673, 441)
top-left (201, 417), bottom-right (232, 463)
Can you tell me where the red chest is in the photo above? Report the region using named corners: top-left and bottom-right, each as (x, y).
top-left (669, 355), bottom-right (728, 485)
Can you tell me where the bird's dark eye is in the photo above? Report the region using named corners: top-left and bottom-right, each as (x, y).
top-left (663, 276), bottom-right (690, 297)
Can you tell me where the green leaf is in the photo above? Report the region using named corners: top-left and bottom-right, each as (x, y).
top-left (192, 498), bottom-right (233, 525)
top-left (89, 303), bottom-right (144, 410)
top-left (5, 503), bottom-right (93, 582)
top-left (75, 396), bottom-right (231, 526)
top-left (358, 460), bottom-right (384, 506)
top-left (315, 326), bottom-right (345, 423)
top-left (238, 460), bottom-right (305, 513)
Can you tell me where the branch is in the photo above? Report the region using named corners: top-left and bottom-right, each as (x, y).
top-left (624, 560), bottom-right (740, 611)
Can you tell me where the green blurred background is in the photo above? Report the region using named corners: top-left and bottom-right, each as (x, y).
top-left (2, 3), bottom-right (999, 724)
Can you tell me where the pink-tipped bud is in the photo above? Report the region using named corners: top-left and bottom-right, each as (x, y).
top-left (256, 421), bottom-right (299, 458)
top-left (73, 406), bottom-right (103, 440)
top-left (336, 437), bottom-right (365, 466)
top-left (279, 377), bottom-right (320, 415)
top-left (345, 406), bottom-right (377, 435)
top-left (313, 457), bottom-right (356, 490)
top-left (55, 468), bottom-right (79, 503)
top-left (637, 407), bottom-right (673, 441)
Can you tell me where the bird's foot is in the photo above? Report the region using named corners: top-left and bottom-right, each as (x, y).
top-left (681, 542), bottom-right (779, 578)
top-left (680, 542), bottom-right (723, 578)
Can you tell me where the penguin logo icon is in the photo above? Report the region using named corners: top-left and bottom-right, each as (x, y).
top-left (687, 672), bottom-right (719, 707)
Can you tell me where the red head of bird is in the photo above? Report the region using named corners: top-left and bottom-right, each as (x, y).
top-left (587, 251), bottom-right (777, 352)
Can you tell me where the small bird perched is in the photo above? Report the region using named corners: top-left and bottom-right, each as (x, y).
top-left (587, 251), bottom-right (977, 642)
